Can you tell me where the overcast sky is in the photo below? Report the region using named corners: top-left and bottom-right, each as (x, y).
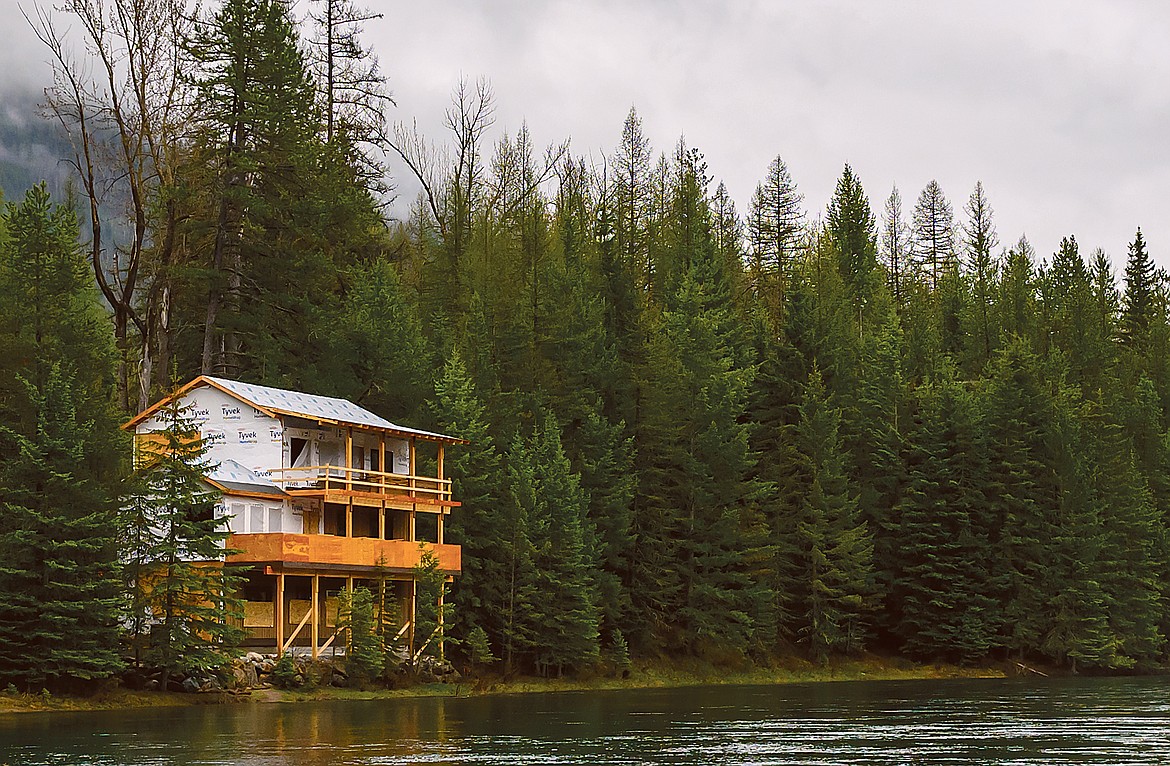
top-left (3, 0), bottom-right (1168, 268)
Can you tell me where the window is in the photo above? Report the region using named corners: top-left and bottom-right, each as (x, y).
top-left (230, 502), bottom-right (246, 534)
top-left (250, 504), bottom-right (265, 533)
top-left (268, 507), bottom-right (282, 533)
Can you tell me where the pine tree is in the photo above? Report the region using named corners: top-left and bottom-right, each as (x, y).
top-left (880, 185), bottom-right (911, 308)
top-left (1121, 228), bottom-right (1157, 352)
top-left (185, 0), bottom-right (334, 379)
top-left (0, 369), bottom-right (124, 690)
top-left (825, 164), bottom-right (878, 303)
top-left (339, 586), bottom-right (383, 685)
top-left (792, 368), bottom-right (873, 662)
top-left (430, 352), bottom-right (507, 663)
top-left (527, 412), bottom-right (601, 674)
top-left (961, 181), bottom-right (999, 369)
top-left (892, 369), bottom-right (997, 662)
top-left (0, 183), bottom-right (124, 691)
top-left (614, 106), bottom-right (653, 289)
top-left (747, 155), bottom-right (804, 324)
top-left (123, 397), bottom-right (244, 689)
top-left (985, 340), bottom-right (1061, 657)
top-left (911, 180), bottom-right (955, 291)
top-left (410, 546), bottom-right (452, 670)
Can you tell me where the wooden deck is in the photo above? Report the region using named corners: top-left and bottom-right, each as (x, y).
top-left (227, 532), bottom-right (461, 574)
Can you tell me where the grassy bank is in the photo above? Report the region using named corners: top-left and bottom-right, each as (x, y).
top-left (0, 654), bottom-right (1008, 714)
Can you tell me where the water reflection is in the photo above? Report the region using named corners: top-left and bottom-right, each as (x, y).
top-left (2, 677), bottom-right (1170, 765)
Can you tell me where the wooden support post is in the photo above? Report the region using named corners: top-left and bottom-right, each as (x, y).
top-left (409, 578), bottom-right (417, 655)
top-left (345, 427), bottom-right (353, 491)
top-left (379, 502), bottom-right (386, 540)
top-left (311, 574), bottom-right (320, 660)
top-left (346, 499), bottom-right (353, 538)
top-left (409, 438), bottom-right (417, 541)
top-left (275, 572), bottom-right (285, 657)
top-left (437, 444), bottom-right (444, 480)
top-left (380, 433), bottom-right (386, 479)
top-left (437, 510), bottom-right (444, 545)
top-left (437, 586), bottom-right (445, 664)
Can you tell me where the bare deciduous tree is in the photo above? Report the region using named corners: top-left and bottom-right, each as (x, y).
top-left (30, 0), bottom-right (192, 410)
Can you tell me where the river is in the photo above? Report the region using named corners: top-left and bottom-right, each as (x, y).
top-left (2, 676), bottom-right (1169, 765)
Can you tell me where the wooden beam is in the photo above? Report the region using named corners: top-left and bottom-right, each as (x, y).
top-left (345, 427), bottom-right (353, 492)
top-left (409, 578), bottom-right (417, 656)
top-left (311, 574), bottom-right (320, 660)
top-left (437, 444), bottom-right (444, 480)
top-left (437, 586), bottom-right (445, 664)
top-left (275, 572), bottom-right (285, 657)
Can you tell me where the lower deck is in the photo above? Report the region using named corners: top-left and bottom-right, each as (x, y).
top-left (237, 569), bottom-right (423, 658)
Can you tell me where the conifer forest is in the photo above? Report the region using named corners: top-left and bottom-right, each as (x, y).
top-left (2, 0), bottom-right (1169, 688)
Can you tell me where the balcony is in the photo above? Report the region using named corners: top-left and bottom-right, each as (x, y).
top-left (267, 465), bottom-right (455, 510)
top-left (227, 532), bottom-right (461, 575)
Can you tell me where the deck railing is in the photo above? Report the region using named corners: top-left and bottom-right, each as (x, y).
top-left (267, 465), bottom-right (452, 503)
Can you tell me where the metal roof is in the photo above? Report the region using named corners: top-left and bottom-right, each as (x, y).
top-left (204, 376), bottom-right (461, 442)
top-left (206, 459), bottom-right (289, 498)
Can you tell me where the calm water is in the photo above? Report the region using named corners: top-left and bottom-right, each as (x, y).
top-left (2, 676), bottom-right (1169, 765)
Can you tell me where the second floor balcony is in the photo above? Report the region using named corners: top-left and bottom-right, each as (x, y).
top-left (267, 465), bottom-right (456, 509)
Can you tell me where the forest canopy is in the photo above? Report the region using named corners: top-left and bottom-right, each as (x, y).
top-left (0, 0), bottom-right (1168, 687)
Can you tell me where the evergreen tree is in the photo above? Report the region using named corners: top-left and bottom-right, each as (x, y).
top-left (791, 369), bottom-right (873, 661)
top-left (339, 586), bottom-right (383, 684)
top-left (122, 397), bottom-right (244, 689)
top-left (0, 369), bottom-right (124, 690)
top-left (985, 340), bottom-right (1061, 657)
top-left (527, 412), bottom-right (601, 674)
top-left (880, 185), bottom-right (911, 308)
top-left (614, 107), bottom-right (653, 289)
top-left (430, 352), bottom-right (507, 663)
top-left (410, 546), bottom-right (452, 670)
top-left (961, 181), bottom-right (999, 369)
top-left (0, 183), bottom-right (124, 691)
top-left (911, 180), bottom-right (955, 291)
top-left (825, 163), bottom-right (877, 303)
top-left (892, 369), bottom-right (997, 661)
top-left (1121, 228), bottom-right (1157, 352)
top-left (747, 154), bottom-right (804, 324)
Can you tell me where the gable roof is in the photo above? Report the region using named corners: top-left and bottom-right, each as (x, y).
top-left (124, 375), bottom-right (466, 444)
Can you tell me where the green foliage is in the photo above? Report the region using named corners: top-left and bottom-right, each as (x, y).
top-left (411, 545), bottom-right (452, 670)
top-left (465, 626), bottom-right (497, 668)
top-left (0, 370), bottom-right (124, 690)
top-left (121, 397), bottom-right (244, 685)
top-left (270, 653), bottom-right (301, 689)
top-left (609, 628), bottom-right (631, 673)
top-left (791, 368), bottom-right (874, 662)
top-left (339, 586), bottom-right (382, 685)
top-left (11, 58), bottom-right (1170, 683)
top-left (0, 184), bottom-right (124, 691)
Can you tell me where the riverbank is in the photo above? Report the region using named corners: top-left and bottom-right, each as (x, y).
top-left (0, 654), bottom-right (1010, 714)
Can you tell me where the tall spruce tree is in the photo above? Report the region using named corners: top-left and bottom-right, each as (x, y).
top-left (825, 164), bottom-right (878, 303)
top-left (961, 182), bottom-right (999, 369)
top-left (123, 398), bottom-right (244, 689)
top-left (791, 368), bottom-right (874, 661)
top-left (892, 369), bottom-right (997, 661)
top-left (0, 183), bottom-right (124, 690)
